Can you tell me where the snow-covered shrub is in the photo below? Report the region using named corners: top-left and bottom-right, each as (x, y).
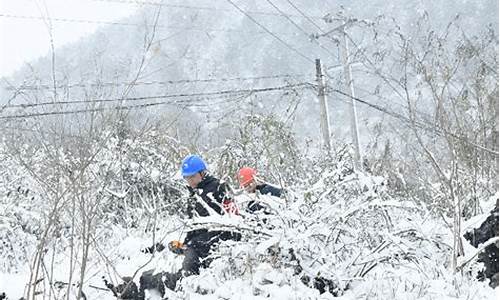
top-left (96, 130), bottom-right (187, 226)
top-left (0, 118), bottom-right (496, 299)
top-left (166, 154), bottom-right (494, 299)
top-left (214, 114), bottom-right (303, 187)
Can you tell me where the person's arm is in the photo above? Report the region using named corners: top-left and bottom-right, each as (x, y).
top-left (213, 181), bottom-right (230, 202)
top-left (217, 182), bottom-right (239, 215)
top-left (259, 184), bottom-right (283, 198)
top-left (183, 187), bottom-right (198, 218)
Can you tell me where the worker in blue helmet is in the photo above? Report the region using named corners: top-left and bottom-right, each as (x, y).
top-left (180, 154), bottom-right (239, 216)
top-left (181, 154), bottom-right (209, 190)
top-left (138, 155), bottom-right (241, 297)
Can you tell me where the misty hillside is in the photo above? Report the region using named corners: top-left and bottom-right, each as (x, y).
top-left (1, 0), bottom-right (497, 147)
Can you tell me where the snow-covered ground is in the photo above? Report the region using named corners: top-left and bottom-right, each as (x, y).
top-left (1, 172), bottom-right (497, 299)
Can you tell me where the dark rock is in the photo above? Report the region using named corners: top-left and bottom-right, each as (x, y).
top-left (464, 200), bottom-right (499, 288)
top-left (115, 277), bottom-right (139, 300)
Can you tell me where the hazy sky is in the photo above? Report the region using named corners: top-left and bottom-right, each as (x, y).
top-left (0, 0), bottom-right (139, 78)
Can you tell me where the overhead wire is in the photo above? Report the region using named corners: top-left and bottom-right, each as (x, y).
top-left (284, 0), bottom-right (327, 33)
top-left (1, 83), bottom-right (309, 110)
top-left (353, 85), bottom-right (434, 121)
top-left (263, 0), bottom-right (337, 58)
top-left (0, 13), bottom-right (300, 35)
top-left (0, 93), bottom-right (269, 120)
top-left (284, 5), bottom-right (435, 129)
top-left (88, 0), bottom-right (326, 19)
top-left (6, 1), bottom-right (491, 155)
top-left (338, 27), bottom-right (468, 135)
top-left (0, 83), bottom-right (311, 119)
top-left (224, 0), bottom-right (315, 64)
top-left (4, 73), bottom-right (311, 91)
top-left (327, 87), bottom-right (499, 156)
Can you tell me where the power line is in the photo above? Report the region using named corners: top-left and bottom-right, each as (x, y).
top-left (339, 28), bottom-right (453, 130)
top-left (269, 4), bottom-right (498, 157)
top-left (328, 87), bottom-right (499, 156)
top-left (284, 0), bottom-right (326, 33)
top-left (1, 101), bottom-right (172, 120)
top-left (6, 91), bottom-right (240, 111)
top-left (0, 13), bottom-right (298, 35)
top-left (313, 17), bottom-right (422, 128)
top-left (88, 0), bottom-right (326, 20)
top-left (325, 21), bottom-right (497, 155)
top-left (4, 73), bottom-right (311, 91)
top-left (354, 85), bottom-right (434, 121)
top-left (263, 0), bottom-right (337, 58)
top-left (0, 83), bottom-right (309, 114)
top-left (0, 13), bottom-right (136, 26)
top-left (318, 21), bottom-right (411, 110)
top-left (224, 0), bottom-right (315, 64)
top-left (0, 92), bottom-right (254, 135)
top-left (0, 88), bottom-right (296, 120)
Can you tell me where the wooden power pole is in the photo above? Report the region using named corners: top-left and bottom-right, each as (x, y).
top-left (315, 58), bottom-right (331, 151)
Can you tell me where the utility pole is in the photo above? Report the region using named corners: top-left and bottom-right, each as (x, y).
top-left (315, 59), bottom-right (331, 151)
top-left (340, 27), bottom-right (362, 170)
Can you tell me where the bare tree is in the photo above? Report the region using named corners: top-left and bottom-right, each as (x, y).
top-left (333, 13), bottom-right (498, 272)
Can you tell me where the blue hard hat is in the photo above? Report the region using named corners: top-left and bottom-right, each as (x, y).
top-left (181, 155), bottom-right (207, 177)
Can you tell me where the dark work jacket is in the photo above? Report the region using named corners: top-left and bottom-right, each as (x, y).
top-left (247, 184), bottom-right (283, 213)
top-left (186, 175), bottom-right (229, 217)
top-left (184, 175), bottom-right (240, 250)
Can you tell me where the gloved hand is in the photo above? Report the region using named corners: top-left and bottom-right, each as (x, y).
top-left (168, 240), bottom-right (185, 255)
top-left (141, 242), bottom-right (166, 254)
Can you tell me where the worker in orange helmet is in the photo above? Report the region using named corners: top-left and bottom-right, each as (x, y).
top-left (237, 167), bottom-right (283, 213)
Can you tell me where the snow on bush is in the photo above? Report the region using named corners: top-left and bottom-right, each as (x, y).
top-left (0, 126), bottom-right (497, 299)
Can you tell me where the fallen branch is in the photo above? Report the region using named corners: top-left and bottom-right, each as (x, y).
top-left (457, 236), bottom-right (499, 271)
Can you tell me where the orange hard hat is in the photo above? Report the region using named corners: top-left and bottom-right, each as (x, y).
top-left (238, 167), bottom-right (257, 187)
